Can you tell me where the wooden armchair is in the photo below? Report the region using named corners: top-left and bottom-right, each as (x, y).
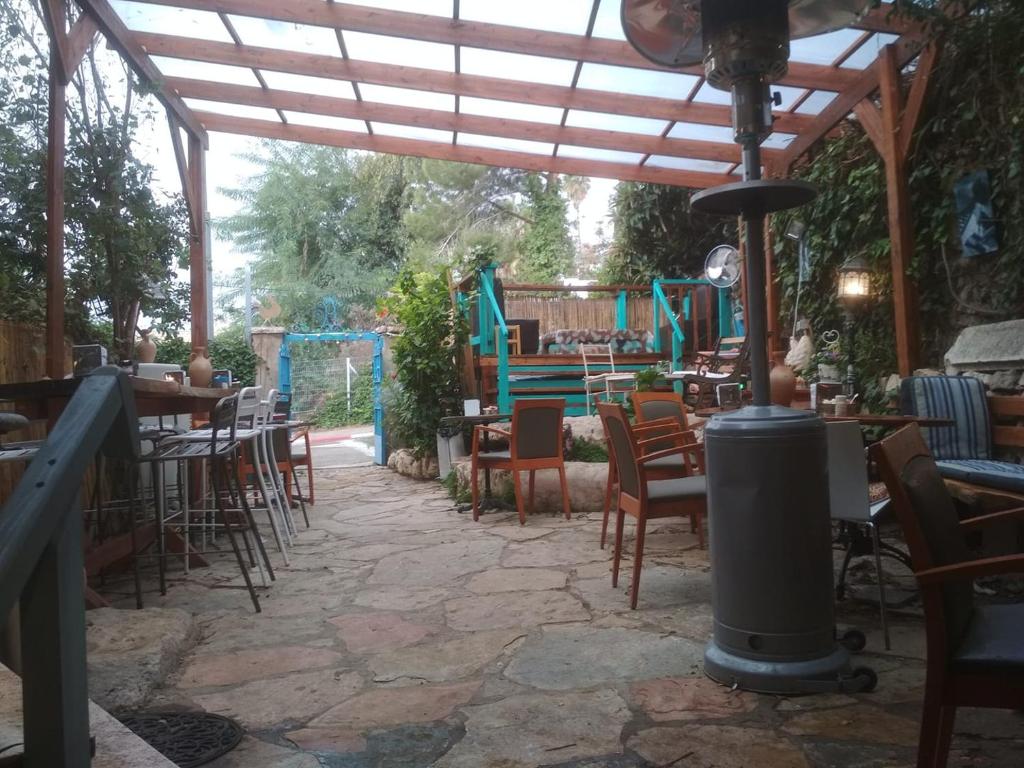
top-left (679, 337), bottom-right (750, 410)
top-left (470, 398), bottom-right (569, 525)
top-left (598, 402), bottom-right (707, 608)
top-left (873, 423), bottom-right (1024, 768)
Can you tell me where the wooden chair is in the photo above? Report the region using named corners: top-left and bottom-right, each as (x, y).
top-left (873, 423), bottom-right (1024, 768)
top-left (679, 337), bottom-right (750, 410)
top-left (597, 402), bottom-right (707, 608)
top-left (495, 324), bottom-right (522, 355)
top-left (581, 343), bottom-right (636, 415)
top-left (632, 391), bottom-right (689, 429)
top-left (471, 398), bottom-right (570, 525)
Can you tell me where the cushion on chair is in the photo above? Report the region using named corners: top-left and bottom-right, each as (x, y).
top-left (647, 476), bottom-right (707, 501)
top-left (936, 459), bottom-right (1024, 495)
top-left (953, 604), bottom-right (1024, 672)
top-left (900, 376), bottom-right (992, 460)
top-left (645, 454), bottom-right (686, 471)
top-left (476, 450), bottom-right (511, 461)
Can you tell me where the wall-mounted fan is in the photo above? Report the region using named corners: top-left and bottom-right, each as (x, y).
top-left (704, 244), bottom-right (742, 288)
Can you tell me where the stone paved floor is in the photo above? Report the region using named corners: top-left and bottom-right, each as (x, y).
top-left (101, 467), bottom-right (1024, 768)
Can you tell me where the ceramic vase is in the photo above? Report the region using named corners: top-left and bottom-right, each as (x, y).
top-left (135, 329), bottom-right (157, 363)
top-left (188, 347), bottom-right (213, 388)
top-left (770, 352), bottom-right (797, 407)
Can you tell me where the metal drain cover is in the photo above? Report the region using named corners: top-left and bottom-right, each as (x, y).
top-left (118, 712), bottom-right (243, 767)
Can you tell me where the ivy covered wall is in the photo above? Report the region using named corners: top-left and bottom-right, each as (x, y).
top-left (773, 0), bottom-right (1024, 403)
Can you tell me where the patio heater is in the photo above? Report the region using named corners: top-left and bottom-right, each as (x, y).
top-left (623, 0), bottom-right (876, 693)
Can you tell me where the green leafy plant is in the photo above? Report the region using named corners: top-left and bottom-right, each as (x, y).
top-left (566, 438), bottom-right (609, 463)
top-left (154, 330), bottom-right (257, 387)
top-left (315, 365), bottom-right (375, 427)
top-left (634, 366), bottom-right (661, 392)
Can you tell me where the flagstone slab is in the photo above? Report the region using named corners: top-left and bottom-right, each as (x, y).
top-left (194, 669), bottom-right (363, 729)
top-left (504, 626), bottom-right (703, 690)
top-left (466, 567), bottom-right (568, 594)
top-left (574, 565), bottom-right (712, 612)
top-left (284, 727), bottom-right (367, 755)
top-left (629, 676), bottom-right (757, 722)
top-left (782, 704), bottom-right (919, 747)
top-left (369, 630), bottom-right (525, 683)
top-left (308, 680), bottom-right (480, 731)
top-left (369, 539), bottom-right (505, 586)
top-left (482, 525), bottom-right (559, 541)
top-left (627, 725), bottom-right (810, 768)
top-left (435, 689), bottom-right (630, 768)
top-left (353, 586), bottom-right (453, 611)
top-left (445, 590), bottom-right (590, 631)
top-left (205, 736), bottom-right (320, 768)
top-left (329, 613), bottom-right (437, 653)
top-left (502, 538), bottom-right (610, 567)
top-left (178, 645), bottom-right (344, 689)
top-left (632, 604), bottom-right (714, 643)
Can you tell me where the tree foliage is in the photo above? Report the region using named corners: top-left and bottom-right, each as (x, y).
top-left (602, 182), bottom-right (737, 283)
top-left (517, 174), bottom-right (574, 282)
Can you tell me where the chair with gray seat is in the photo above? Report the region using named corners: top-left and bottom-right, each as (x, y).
top-left (597, 402), bottom-right (707, 609)
top-left (874, 423), bottom-right (1024, 768)
top-left (470, 398), bottom-right (570, 525)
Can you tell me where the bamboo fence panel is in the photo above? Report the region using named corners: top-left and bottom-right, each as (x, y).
top-left (504, 296), bottom-right (655, 336)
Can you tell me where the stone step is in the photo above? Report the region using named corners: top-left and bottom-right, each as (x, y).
top-left (0, 663), bottom-right (177, 768)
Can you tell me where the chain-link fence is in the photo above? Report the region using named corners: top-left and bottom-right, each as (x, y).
top-left (289, 340), bottom-right (376, 425)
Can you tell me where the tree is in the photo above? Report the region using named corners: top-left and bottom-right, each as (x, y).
top-left (601, 182), bottom-right (737, 284)
top-left (562, 174), bottom-right (590, 254)
top-left (517, 174), bottom-right (574, 283)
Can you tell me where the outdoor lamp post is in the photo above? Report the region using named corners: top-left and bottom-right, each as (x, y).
top-left (837, 256), bottom-right (872, 397)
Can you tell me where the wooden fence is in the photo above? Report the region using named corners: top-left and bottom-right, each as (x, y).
top-left (503, 295), bottom-right (655, 336)
top-left (0, 321), bottom-right (71, 499)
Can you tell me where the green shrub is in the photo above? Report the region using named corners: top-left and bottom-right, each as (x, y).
top-left (153, 330), bottom-right (257, 387)
top-left (315, 365), bottom-right (375, 427)
top-left (566, 438), bottom-right (609, 463)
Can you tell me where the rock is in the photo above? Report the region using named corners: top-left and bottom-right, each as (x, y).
top-left (388, 448), bottom-right (440, 480)
top-left (369, 539), bottom-right (505, 586)
top-left (178, 645), bottom-right (344, 689)
top-left (503, 626), bottom-right (704, 690)
top-left (466, 567), bottom-right (568, 593)
top-left (628, 725), bottom-right (810, 768)
top-left (453, 460), bottom-right (610, 514)
top-left (193, 669), bottom-right (363, 729)
top-left (329, 613), bottom-right (437, 653)
top-left (988, 369), bottom-right (1022, 392)
top-left (445, 591), bottom-right (590, 631)
top-left (962, 370), bottom-right (992, 387)
top-left (435, 689), bottom-right (630, 768)
top-left (883, 373), bottom-right (902, 396)
top-left (564, 415), bottom-right (606, 444)
top-left (86, 607), bottom-right (198, 712)
top-left (629, 676), bottom-right (756, 722)
top-left (945, 319), bottom-right (1024, 372)
top-left (368, 630), bottom-right (525, 683)
top-left (782, 704), bottom-right (918, 747)
top-left (307, 680), bottom-right (480, 731)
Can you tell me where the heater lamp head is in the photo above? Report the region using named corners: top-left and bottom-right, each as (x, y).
top-left (622, 0), bottom-right (876, 69)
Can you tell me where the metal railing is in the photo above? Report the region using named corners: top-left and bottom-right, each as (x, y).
top-left (0, 368), bottom-right (139, 768)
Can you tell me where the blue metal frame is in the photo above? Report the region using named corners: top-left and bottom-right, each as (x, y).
top-left (279, 331), bottom-right (386, 465)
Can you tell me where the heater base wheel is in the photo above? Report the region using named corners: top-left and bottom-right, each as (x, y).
top-left (850, 666), bottom-right (878, 692)
top-left (840, 629), bottom-right (867, 653)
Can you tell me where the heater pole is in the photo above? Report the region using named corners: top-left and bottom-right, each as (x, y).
top-left (741, 207), bottom-right (771, 406)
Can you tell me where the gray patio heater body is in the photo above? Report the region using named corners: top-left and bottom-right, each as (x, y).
top-left (622, 0), bottom-right (876, 693)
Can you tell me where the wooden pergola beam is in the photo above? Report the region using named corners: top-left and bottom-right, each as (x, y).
top-left (139, 33), bottom-right (813, 135)
top-left (134, 0), bottom-right (861, 91)
top-left (73, 0), bottom-right (208, 145)
top-left (191, 111), bottom-right (736, 189)
top-left (167, 77), bottom-right (781, 166)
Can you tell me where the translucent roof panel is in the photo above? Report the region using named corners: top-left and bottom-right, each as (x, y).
top-left (460, 48), bottom-right (578, 87)
top-left (591, 0), bottom-right (628, 41)
top-left (459, 133), bottom-right (555, 156)
top-left (225, 16), bottom-right (341, 57)
top-left (557, 145), bottom-right (646, 165)
top-left (460, 97), bottom-right (564, 125)
top-left (460, 0), bottom-right (594, 35)
top-left (762, 132), bottom-right (798, 150)
top-left (347, 0), bottom-right (452, 17)
top-left (372, 123), bottom-right (454, 144)
top-left (646, 156), bottom-right (735, 174)
top-left (284, 112), bottom-right (368, 134)
top-left (184, 99), bottom-right (281, 122)
top-left (565, 110), bottom-right (669, 136)
top-left (358, 84), bottom-right (455, 112)
top-left (773, 85), bottom-right (809, 112)
top-left (841, 33), bottom-right (900, 70)
top-left (790, 28), bottom-right (867, 65)
top-left (794, 90), bottom-right (838, 115)
top-left (151, 57), bottom-right (262, 88)
top-left (577, 63), bottom-right (699, 101)
top-left (692, 81), bottom-right (731, 106)
top-left (111, 0), bottom-right (233, 43)
top-left (342, 31), bottom-right (455, 73)
top-left (668, 122), bottom-right (735, 145)
top-left (260, 72), bottom-right (356, 100)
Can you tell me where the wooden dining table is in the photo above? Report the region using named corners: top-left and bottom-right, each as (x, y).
top-left (694, 406), bottom-right (954, 429)
top-left (0, 374), bottom-right (236, 607)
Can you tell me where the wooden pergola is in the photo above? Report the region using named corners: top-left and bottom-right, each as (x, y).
top-left (41, 0), bottom-right (943, 378)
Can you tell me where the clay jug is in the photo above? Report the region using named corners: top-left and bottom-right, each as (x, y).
top-left (135, 328), bottom-right (157, 363)
top-left (188, 347), bottom-right (213, 388)
top-left (769, 352), bottom-right (797, 407)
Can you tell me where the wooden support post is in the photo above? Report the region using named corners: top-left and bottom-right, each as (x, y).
top-left (854, 43), bottom-right (939, 377)
top-left (187, 133), bottom-right (209, 350)
top-left (44, 3), bottom-right (68, 380)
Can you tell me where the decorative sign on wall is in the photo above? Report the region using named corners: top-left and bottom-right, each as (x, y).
top-left (954, 170), bottom-right (999, 257)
